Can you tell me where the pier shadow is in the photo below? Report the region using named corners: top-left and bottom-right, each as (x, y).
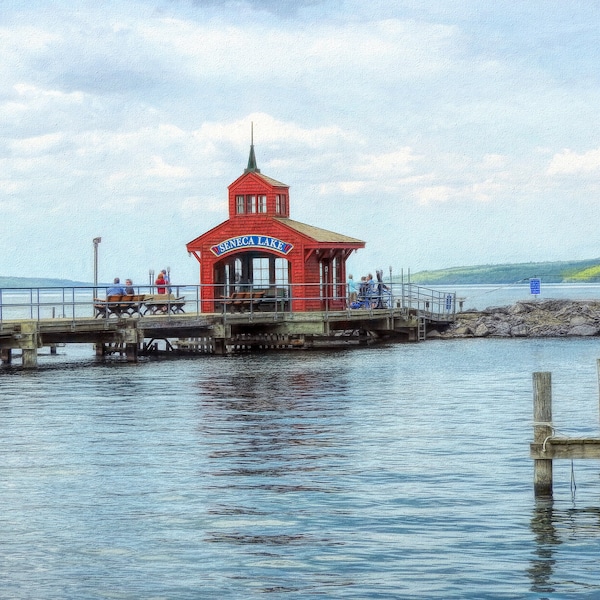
top-left (529, 498), bottom-right (600, 596)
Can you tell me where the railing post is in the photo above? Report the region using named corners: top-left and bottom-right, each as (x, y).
top-left (533, 371), bottom-right (553, 497)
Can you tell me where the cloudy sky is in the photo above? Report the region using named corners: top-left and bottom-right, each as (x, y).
top-left (1, 0), bottom-right (599, 284)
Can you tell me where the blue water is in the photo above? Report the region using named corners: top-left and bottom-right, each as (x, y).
top-left (2, 335), bottom-right (600, 598)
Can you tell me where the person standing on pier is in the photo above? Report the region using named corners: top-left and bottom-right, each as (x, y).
top-left (155, 272), bottom-right (167, 294)
top-left (161, 269), bottom-right (172, 293)
top-left (347, 274), bottom-right (358, 305)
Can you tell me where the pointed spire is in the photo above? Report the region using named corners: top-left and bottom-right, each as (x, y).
top-left (244, 121), bottom-right (261, 173)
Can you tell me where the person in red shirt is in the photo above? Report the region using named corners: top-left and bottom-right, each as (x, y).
top-left (155, 272), bottom-right (167, 294)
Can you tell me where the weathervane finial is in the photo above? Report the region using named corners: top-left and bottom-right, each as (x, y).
top-left (245, 121), bottom-right (260, 173)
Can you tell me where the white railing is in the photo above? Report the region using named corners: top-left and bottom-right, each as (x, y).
top-left (0, 282), bottom-right (456, 324)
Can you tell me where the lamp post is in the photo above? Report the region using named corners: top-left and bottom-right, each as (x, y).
top-left (93, 237), bottom-right (101, 294)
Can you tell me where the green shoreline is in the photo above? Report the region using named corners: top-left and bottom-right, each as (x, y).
top-left (3, 258), bottom-right (600, 288)
top-left (406, 258), bottom-right (600, 285)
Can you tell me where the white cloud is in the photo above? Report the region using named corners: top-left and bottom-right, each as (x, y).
top-left (415, 185), bottom-right (454, 205)
top-left (0, 1), bottom-right (599, 280)
top-left (9, 133), bottom-right (65, 155)
top-left (146, 155), bottom-right (191, 179)
top-left (355, 148), bottom-right (423, 178)
top-left (547, 148), bottom-right (600, 176)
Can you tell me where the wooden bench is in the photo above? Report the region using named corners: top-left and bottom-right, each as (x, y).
top-left (120, 294), bottom-right (146, 316)
top-left (94, 295), bottom-right (124, 318)
top-left (142, 294), bottom-right (186, 315)
top-left (224, 290), bottom-right (267, 313)
top-left (257, 287), bottom-right (288, 312)
top-left (94, 294), bottom-right (147, 318)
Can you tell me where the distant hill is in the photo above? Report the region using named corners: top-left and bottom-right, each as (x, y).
top-left (408, 258), bottom-right (600, 285)
top-left (3, 258), bottom-right (600, 288)
top-left (0, 276), bottom-right (91, 288)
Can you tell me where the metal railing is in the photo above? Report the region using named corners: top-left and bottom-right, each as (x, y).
top-left (0, 282), bottom-right (456, 325)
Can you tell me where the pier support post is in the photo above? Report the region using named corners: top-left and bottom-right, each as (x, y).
top-left (212, 323), bottom-right (231, 356)
top-left (533, 372), bottom-right (553, 497)
top-left (1, 349), bottom-right (12, 364)
top-left (597, 359), bottom-right (600, 424)
top-left (20, 321), bottom-right (39, 369)
top-left (125, 344), bottom-right (138, 362)
top-left (121, 326), bottom-right (139, 363)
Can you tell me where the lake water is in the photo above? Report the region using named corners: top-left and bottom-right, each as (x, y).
top-left (3, 286), bottom-right (600, 598)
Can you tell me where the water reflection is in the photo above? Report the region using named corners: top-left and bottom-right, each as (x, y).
top-left (192, 357), bottom-right (358, 594)
top-left (529, 499), bottom-right (600, 596)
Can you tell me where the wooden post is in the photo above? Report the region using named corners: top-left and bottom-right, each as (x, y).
top-left (125, 344), bottom-right (138, 362)
top-left (122, 326), bottom-right (139, 363)
top-left (20, 321), bottom-right (39, 369)
top-left (597, 359), bottom-right (600, 424)
top-left (533, 372), bottom-right (553, 497)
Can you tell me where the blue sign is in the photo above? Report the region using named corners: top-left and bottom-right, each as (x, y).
top-left (211, 235), bottom-right (294, 257)
top-left (529, 278), bottom-right (541, 295)
top-left (445, 294), bottom-right (453, 311)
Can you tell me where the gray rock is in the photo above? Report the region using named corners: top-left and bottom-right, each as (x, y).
top-left (494, 322), bottom-right (512, 336)
top-left (567, 324), bottom-right (599, 336)
top-left (510, 324), bottom-right (529, 337)
top-left (474, 323), bottom-right (491, 337)
top-left (452, 326), bottom-right (473, 336)
top-left (569, 315), bottom-right (589, 326)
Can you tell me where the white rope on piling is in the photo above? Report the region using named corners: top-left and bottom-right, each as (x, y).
top-left (533, 421), bottom-right (556, 453)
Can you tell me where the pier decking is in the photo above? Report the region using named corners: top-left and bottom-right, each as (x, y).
top-left (0, 283), bottom-right (456, 367)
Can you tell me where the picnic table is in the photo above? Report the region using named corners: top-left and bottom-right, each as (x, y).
top-left (141, 294), bottom-right (186, 315)
top-left (93, 294), bottom-right (185, 318)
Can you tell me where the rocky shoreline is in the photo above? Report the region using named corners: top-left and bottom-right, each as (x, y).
top-left (431, 299), bottom-right (600, 339)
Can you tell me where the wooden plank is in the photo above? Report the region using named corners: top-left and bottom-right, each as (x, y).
top-left (530, 439), bottom-right (600, 460)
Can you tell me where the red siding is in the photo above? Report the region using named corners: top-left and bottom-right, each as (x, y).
top-left (187, 166), bottom-right (363, 312)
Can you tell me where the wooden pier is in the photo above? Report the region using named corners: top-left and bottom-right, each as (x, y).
top-left (0, 283), bottom-right (457, 368)
top-left (0, 305), bottom-right (454, 368)
top-left (530, 362), bottom-right (600, 497)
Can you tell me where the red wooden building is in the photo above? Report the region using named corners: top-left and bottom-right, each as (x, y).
top-left (186, 143), bottom-right (365, 312)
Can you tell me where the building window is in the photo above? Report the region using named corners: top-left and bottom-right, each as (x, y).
top-left (252, 257), bottom-right (270, 288)
top-left (276, 194), bottom-right (287, 214)
top-left (275, 258), bottom-right (289, 285)
top-left (245, 195), bottom-right (256, 213)
top-left (236, 195), bottom-right (244, 214)
top-left (258, 195), bottom-right (266, 213)
top-left (332, 256), bottom-right (339, 298)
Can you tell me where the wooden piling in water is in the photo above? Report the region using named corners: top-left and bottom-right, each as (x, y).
top-left (20, 321), bottom-right (39, 369)
top-left (597, 359), bottom-right (600, 424)
top-left (533, 372), bottom-right (553, 497)
top-left (531, 365), bottom-right (600, 498)
top-left (0, 349), bottom-right (11, 364)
